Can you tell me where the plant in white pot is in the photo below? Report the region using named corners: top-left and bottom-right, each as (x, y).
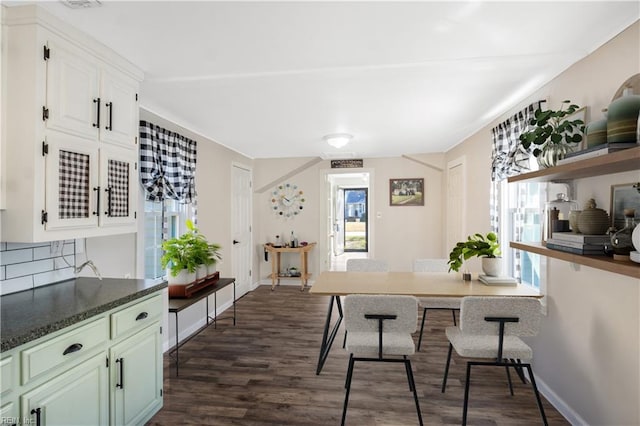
top-left (447, 232), bottom-right (502, 277)
top-left (161, 229), bottom-right (199, 286)
top-left (181, 220), bottom-right (222, 282)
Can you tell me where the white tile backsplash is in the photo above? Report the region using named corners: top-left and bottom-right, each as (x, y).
top-left (0, 240), bottom-right (76, 295)
top-left (0, 276), bottom-right (33, 295)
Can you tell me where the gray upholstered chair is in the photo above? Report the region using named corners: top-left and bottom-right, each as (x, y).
top-left (342, 258), bottom-right (389, 347)
top-left (441, 296), bottom-right (547, 425)
top-left (413, 259), bottom-right (461, 351)
top-left (345, 258), bottom-right (388, 272)
top-left (342, 295), bottom-right (423, 426)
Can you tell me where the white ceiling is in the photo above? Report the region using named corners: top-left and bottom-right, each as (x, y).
top-left (10, 1), bottom-right (640, 159)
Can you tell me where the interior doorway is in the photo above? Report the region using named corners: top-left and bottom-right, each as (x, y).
top-left (320, 171), bottom-right (373, 271)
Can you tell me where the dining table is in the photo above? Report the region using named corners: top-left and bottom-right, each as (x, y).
top-left (308, 271), bottom-right (542, 374)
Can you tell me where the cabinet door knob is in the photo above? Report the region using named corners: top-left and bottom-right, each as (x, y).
top-left (62, 343), bottom-right (83, 356)
top-left (233, 239), bottom-right (240, 245)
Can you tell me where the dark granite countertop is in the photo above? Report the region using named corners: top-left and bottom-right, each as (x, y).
top-left (1, 277), bottom-right (167, 352)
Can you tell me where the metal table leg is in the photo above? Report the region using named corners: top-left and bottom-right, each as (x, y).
top-left (316, 295), bottom-right (343, 375)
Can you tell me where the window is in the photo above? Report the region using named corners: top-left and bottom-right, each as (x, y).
top-left (500, 180), bottom-right (543, 289)
top-left (143, 200), bottom-right (192, 280)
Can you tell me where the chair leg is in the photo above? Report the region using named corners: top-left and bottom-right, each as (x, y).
top-left (525, 364), bottom-right (549, 426)
top-left (417, 308), bottom-right (427, 351)
top-left (404, 357), bottom-right (424, 426)
top-left (341, 354), bottom-right (355, 426)
top-left (451, 309), bottom-right (457, 326)
top-left (342, 329), bottom-right (347, 349)
top-left (462, 362), bottom-right (472, 426)
top-left (441, 343), bottom-right (453, 393)
top-left (505, 361), bottom-right (514, 396)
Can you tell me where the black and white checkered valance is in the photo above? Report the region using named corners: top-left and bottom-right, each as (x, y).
top-left (139, 120), bottom-right (197, 203)
top-left (490, 101), bottom-right (543, 182)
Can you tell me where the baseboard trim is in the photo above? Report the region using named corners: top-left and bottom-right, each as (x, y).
top-left (534, 373), bottom-right (586, 425)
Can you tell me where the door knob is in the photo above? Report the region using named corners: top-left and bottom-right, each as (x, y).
top-left (233, 239), bottom-right (240, 244)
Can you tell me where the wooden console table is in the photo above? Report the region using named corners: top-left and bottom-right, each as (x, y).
top-left (264, 243), bottom-right (316, 291)
top-left (168, 277), bottom-right (236, 376)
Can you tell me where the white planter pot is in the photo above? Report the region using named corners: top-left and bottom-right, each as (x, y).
top-left (196, 264), bottom-right (208, 282)
top-left (206, 263), bottom-right (218, 277)
top-left (481, 257), bottom-right (502, 277)
top-left (166, 268), bottom-right (196, 286)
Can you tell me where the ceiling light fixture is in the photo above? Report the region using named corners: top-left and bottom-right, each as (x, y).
top-left (323, 133), bottom-right (353, 149)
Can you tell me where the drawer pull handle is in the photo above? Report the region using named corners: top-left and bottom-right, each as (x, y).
top-left (63, 343), bottom-right (83, 355)
top-left (31, 407), bottom-right (41, 426)
top-left (116, 357), bottom-right (124, 389)
top-left (136, 312), bottom-right (149, 321)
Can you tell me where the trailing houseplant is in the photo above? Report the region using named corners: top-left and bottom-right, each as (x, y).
top-left (519, 100), bottom-right (585, 168)
top-left (448, 232), bottom-right (502, 276)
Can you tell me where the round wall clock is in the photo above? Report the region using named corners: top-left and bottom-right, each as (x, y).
top-left (271, 183), bottom-right (305, 218)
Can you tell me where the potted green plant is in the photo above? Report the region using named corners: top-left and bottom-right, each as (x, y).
top-left (519, 100), bottom-right (585, 168)
top-left (161, 220), bottom-right (222, 284)
top-left (161, 231), bottom-right (198, 286)
top-left (448, 232), bottom-right (502, 276)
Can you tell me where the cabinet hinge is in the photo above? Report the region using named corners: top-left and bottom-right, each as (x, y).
top-left (41, 210), bottom-right (48, 225)
top-left (42, 106), bottom-right (49, 121)
top-left (43, 45), bottom-right (50, 61)
top-left (135, 162), bottom-right (138, 171)
top-left (135, 136), bottom-right (138, 145)
top-left (134, 211), bottom-right (137, 219)
top-left (135, 93), bottom-right (138, 102)
top-left (249, 269), bottom-right (252, 277)
top-left (160, 388), bottom-right (163, 397)
top-left (42, 141), bottom-right (49, 156)
top-left (106, 357), bottom-right (109, 368)
top-left (159, 326), bottom-right (163, 334)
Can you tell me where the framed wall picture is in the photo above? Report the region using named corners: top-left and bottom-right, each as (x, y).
top-left (389, 178), bottom-right (424, 206)
top-left (610, 182), bottom-right (640, 229)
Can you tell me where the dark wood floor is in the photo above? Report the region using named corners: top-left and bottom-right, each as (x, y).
top-left (147, 286), bottom-right (569, 425)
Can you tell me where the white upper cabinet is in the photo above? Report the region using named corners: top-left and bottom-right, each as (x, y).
top-left (2, 5), bottom-right (144, 242)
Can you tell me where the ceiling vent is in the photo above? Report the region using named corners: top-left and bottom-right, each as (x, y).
top-left (60, 0), bottom-right (102, 9)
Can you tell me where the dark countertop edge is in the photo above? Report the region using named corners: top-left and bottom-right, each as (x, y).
top-left (1, 282), bottom-right (167, 352)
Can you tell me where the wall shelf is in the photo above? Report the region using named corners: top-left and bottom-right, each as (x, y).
top-left (511, 242), bottom-right (640, 279)
top-left (507, 145), bottom-right (640, 183)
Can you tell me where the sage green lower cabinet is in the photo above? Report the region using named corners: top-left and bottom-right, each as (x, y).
top-left (110, 323), bottom-right (163, 426)
top-left (21, 352), bottom-right (109, 426)
top-left (0, 291), bottom-right (164, 426)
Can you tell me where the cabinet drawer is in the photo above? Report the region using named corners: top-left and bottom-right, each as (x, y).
top-left (21, 318), bottom-right (108, 385)
top-left (1, 356), bottom-right (13, 396)
top-left (111, 294), bottom-right (162, 340)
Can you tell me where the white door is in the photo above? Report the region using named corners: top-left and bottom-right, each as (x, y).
top-left (231, 164), bottom-right (252, 296)
top-left (446, 158), bottom-right (466, 251)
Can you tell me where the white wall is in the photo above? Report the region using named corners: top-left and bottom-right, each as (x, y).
top-left (445, 21), bottom-right (640, 425)
top-left (253, 154), bottom-right (445, 281)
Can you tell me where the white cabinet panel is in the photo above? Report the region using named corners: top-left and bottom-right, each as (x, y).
top-left (100, 68), bottom-right (138, 149)
top-left (45, 38), bottom-right (100, 141)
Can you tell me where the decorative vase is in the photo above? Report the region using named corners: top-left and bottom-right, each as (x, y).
top-left (610, 208), bottom-right (637, 260)
top-left (481, 257), bottom-right (502, 277)
top-left (167, 268), bottom-right (196, 286)
top-left (569, 210), bottom-right (581, 233)
top-left (537, 143), bottom-right (575, 168)
top-left (577, 199), bottom-right (610, 235)
top-left (585, 115), bottom-right (608, 148)
top-left (607, 87), bottom-right (640, 144)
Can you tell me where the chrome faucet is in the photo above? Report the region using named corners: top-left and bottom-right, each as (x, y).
top-left (75, 260), bottom-right (102, 280)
